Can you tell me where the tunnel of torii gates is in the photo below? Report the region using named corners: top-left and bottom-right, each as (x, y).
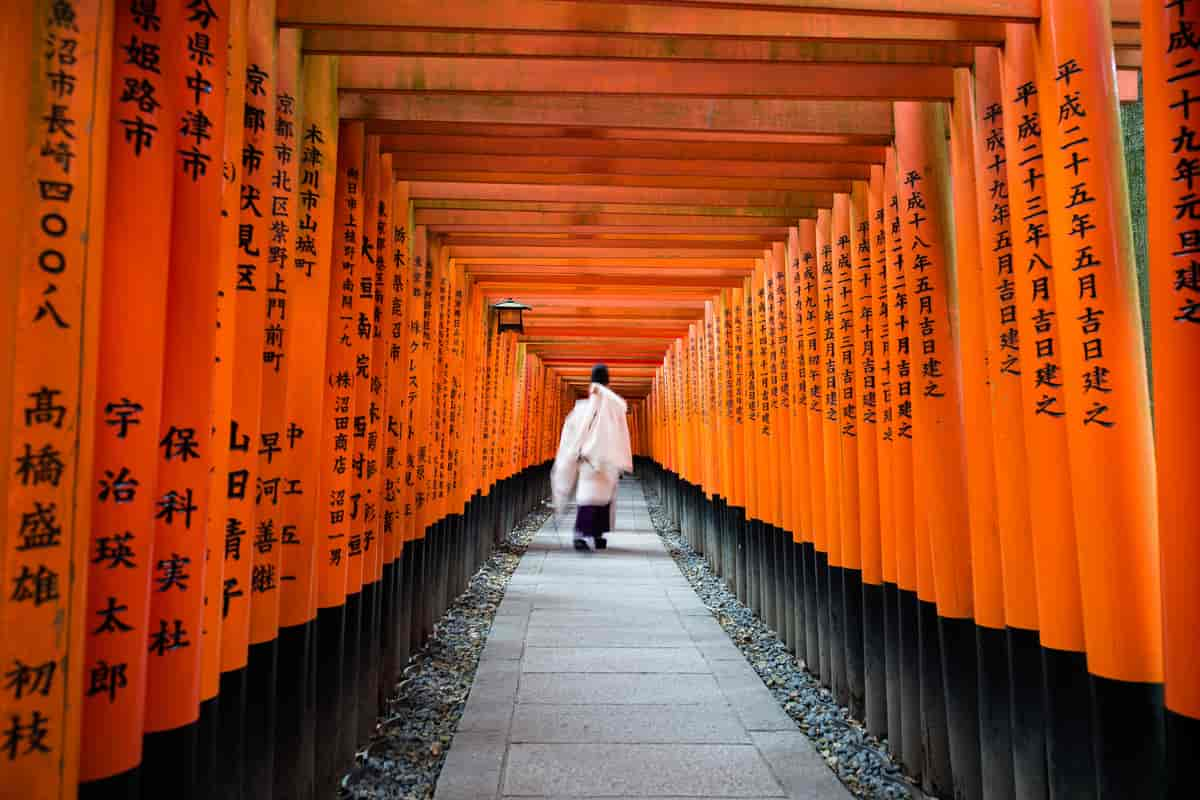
top-left (2, 0), bottom-right (1200, 799)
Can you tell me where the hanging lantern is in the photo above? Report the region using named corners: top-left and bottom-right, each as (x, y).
top-left (493, 298), bottom-right (532, 334)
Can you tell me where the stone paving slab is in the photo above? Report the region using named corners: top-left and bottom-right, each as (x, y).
top-left (433, 479), bottom-right (851, 800)
top-left (510, 703), bottom-right (751, 744)
top-left (502, 743), bottom-right (786, 797)
top-left (522, 646), bottom-right (708, 673)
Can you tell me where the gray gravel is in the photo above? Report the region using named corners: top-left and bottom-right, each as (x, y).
top-left (338, 506), bottom-right (552, 800)
top-left (642, 483), bottom-right (922, 800)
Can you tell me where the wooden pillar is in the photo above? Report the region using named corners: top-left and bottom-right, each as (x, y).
top-left (1037, 1), bottom-right (1165, 794)
top-left (852, 180), bottom-right (886, 740)
top-left (2, 3), bottom-right (111, 799)
top-left (883, 147), bottom-right (923, 780)
top-left (1141, 0), bottom-right (1200, 792)
top-left (970, 47), bottom-right (1049, 800)
top-left (203, 0), bottom-right (247, 795)
top-left (816, 208), bottom-right (841, 691)
top-left (834, 192), bottom-right (863, 716)
top-left (868, 164), bottom-right (902, 754)
top-left (76, 0), bottom-right (168, 794)
top-left (796, 219), bottom-right (826, 680)
top-left (895, 102), bottom-right (977, 798)
top-left (141, 3), bottom-right (229, 796)
top-left (1001, 23), bottom-right (1096, 798)
top-left (950, 67), bottom-right (1013, 800)
top-left (784, 227), bottom-right (814, 670)
top-left (274, 50), bottom-right (337, 800)
top-left (234, 2), bottom-right (279, 793)
top-left (314, 119), bottom-right (364, 794)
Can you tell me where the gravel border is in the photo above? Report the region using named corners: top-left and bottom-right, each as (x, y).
top-left (642, 482), bottom-right (922, 800)
top-left (339, 506), bottom-right (552, 800)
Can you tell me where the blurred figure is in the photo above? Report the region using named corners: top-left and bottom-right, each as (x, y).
top-left (551, 364), bottom-right (633, 551)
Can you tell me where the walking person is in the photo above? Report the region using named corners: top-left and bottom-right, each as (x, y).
top-left (551, 364), bottom-right (634, 552)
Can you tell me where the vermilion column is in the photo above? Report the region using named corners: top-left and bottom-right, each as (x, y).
top-left (79, 0), bottom-right (174, 793)
top-left (852, 180), bottom-right (885, 739)
top-left (1001, 24), bottom-right (1095, 798)
top-left (816, 208), bottom-right (842, 690)
top-left (895, 101), bottom-right (978, 798)
top-left (273, 46), bottom-right (337, 800)
top-left (1142, 0), bottom-right (1200, 791)
top-left (833, 192), bottom-right (862, 715)
top-left (970, 47), bottom-right (1048, 800)
top-left (949, 67), bottom-right (1012, 800)
top-left (142, 2), bottom-right (228, 792)
top-left (314, 119), bottom-right (364, 792)
top-left (237, 2), bottom-right (280, 791)
top-left (1037, 1), bottom-right (1165, 794)
top-left (3, 3), bottom-right (109, 799)
top-left (797, 219), bottom-right (826, 680)
top-left (199, 0), bottom-right (246, 790)
top-left (883, 148), bottom-right (922, 778)
top-left (784, 227), bottom-right (813, 669)
top-left (868, 165), bottom-right (901, 752)
top-left (206, 5), bottom-right (247, 795)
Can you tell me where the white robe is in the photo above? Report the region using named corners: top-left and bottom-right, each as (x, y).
top-left (551, 383), bottom-right (634, 513)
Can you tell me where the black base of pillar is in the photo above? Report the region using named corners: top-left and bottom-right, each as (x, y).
top-left (141, 721), bottom-right (199, 800)
top-left (314, 603), bottom-right (346, 798)
top-left (79, 767), bottom-right (141, 800)
top-left (976, 625), bottom-right (1015, 800)
top-left (1089, 674), bottom-right (1165, 798)
top-left (862, 579), bottom-right (888, 739)
top-left (1005, 627), bottom-right (1048, 800)
top-left (275, 619), bottom-right (316, 800)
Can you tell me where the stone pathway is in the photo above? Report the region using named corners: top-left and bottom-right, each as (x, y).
top-left (434, 478), bottom-right (852, 800)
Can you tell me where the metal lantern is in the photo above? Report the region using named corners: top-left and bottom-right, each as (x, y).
top-left (493, 299), bottom-right (532, 334)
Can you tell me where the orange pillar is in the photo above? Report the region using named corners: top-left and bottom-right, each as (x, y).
top-left (884, 146), bottom-right (923, 779)
top-left (2, 3), bottom-right (111, 798)
top-left (230, 2), bottom-right (280, 791)
top-left (1037, 1), bottom-right (1165, 793)
top-left (784, 227), bottom-right (814, 670)
top-left (206, 0), bottom-right (248, 792)
top-left (969, 47), bottom-right (1048, 799)
top-left (78, 0), bottom-right (170, 791)
top-left (817, 207), bottom-right (842, 692)
top-left (1142, 0), bottom-right (1200, 790)
top-left (314, 119), bottom-right (364, 790)
top-left (949, 66), bottom-right (1013, 800)
top-left (142, 2), bottom-right (228, 791)
top-left (868, 164), bottom-right (900, 750)
top-left (277, 51), bottom-right (338, 798)
top-left (895, 101), bottom-right (978, 797)
top-left (1001, 23), bottom-right (1095, 797)
top-left (851, 179), bottom-right (886, 739)
top-left (834, 191), bottom-right (864, 716)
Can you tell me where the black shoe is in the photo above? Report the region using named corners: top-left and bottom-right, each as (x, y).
top-left (594, 536), bottom-right (608, 550)
top-left (573, 537), bottom-right (593, 552)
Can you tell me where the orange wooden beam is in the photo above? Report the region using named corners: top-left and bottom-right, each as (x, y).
top-left (379, 133), bottom-right (885, 163)
top-left (389, 152), bottom-right (869, 180)
top-left (342, 94), bottom-right (895, 137)
top-left (339, 56), bottom-right (955, 100)
top-left (278, 0), bottom-right (1010, 40)
top-left (411, 181), bottom-right (833, 209)
top-left (305, 29), bottom-right (976, 64)
top-left (364, 120), bottom-right (894, 147)
top-left (399, 171), bottom-right (849, 194)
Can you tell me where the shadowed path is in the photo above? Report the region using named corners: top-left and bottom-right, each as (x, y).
top-left (434, 478), bottom-right (852, 800)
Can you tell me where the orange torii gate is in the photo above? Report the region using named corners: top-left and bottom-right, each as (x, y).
top-left (0, 2), bottom-right (1195, 800)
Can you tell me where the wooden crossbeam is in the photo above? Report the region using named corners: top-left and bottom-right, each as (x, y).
top-left (380, 134), bottom-right (885, 163)
top-left (342, 94), bottom-right (896, 137)
top-left (305, 29), bottom-right (977, 65)
top-left (411, 182), bottom-right (834, 209)
top-left (389, 152), bottom-right (870, 179)
top-left (338, 56), bottom-right (956, 100)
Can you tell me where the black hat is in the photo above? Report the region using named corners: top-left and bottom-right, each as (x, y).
top-left (590, 363), bottom-right (610, 386)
